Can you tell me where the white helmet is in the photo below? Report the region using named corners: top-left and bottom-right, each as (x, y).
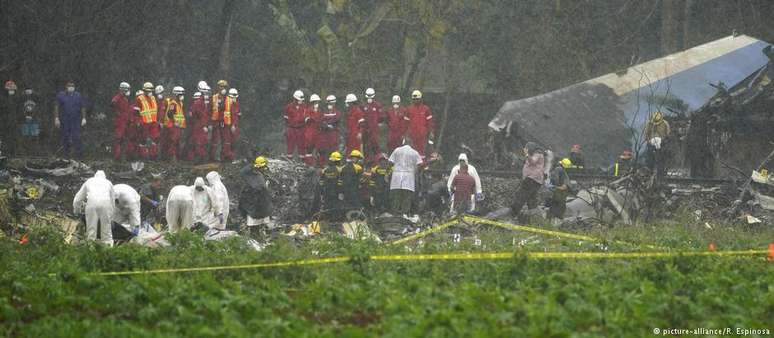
top-left (119, 82), bottom-right (131, 90)
top-left (411, 90), bottom-right (422, 99)
top-left (172, 86), bottom-right (185, 95)
top-left (193, 91), bottom-right (202, 99)
top-left (326, 95), bottom-right (336, 103)
top-left (154, 85), bottom-right (164, 95)
top-left (197, 81), bottom-right (210, 92)
top-left (392, 95), bottom-right (401, 103)
top-left (135, 89), bottom-right (144, 96)
top-left (293, 90), bottom-right (304, 101)
top-left (310, 94), bottom-right (321, 102)
top-left (228, 88), bottom-right (238, 97)
top-left (365, 87), bottom-right (375, 98)
top-left (345, 93), bottom-right (357, 103)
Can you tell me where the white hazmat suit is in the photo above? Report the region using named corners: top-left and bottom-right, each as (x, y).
top-left (192, 177), bottom-right (223, 229)
top-left (205, 171), bottom-right (229, 229)
top-left (112, 184), bottom-right (142, 231)
top-left (166, 185), bottom-right (194, 233)
top-left (73, 170), bottom-right (115, 245)
top-left (447, 153), bottom-right (483, 212)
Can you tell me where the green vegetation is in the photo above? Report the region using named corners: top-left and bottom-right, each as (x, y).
top-left (1, 221), bottom-right (773, 337)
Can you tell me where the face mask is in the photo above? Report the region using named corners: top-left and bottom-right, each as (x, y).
top-left (345, 103), bottom-right (350, 108)
top-left (7, 90), bottom-right (15, 95)
top-left (157, 94), bottom-right (163, 99)
top-left (367, 98), bottom-right (373, 103)
top-left (221, 89), bottom-right (227, 95)
top-left (24, 89), bottom-right (32, 95)
top-left (327, 104), bottom-right (333, 110)
top-left (393, 104), bottom-right (399, 109)
top-left (145, 91), bottom-right (152, 96)
top-left (66, 87), bottom-right (75, 93)
top-left (178, 95), bottom-right (184, 101)
top-left (123, 90), bottom-right (130, 96)
top-left (313, 103), bottom-right (319, 110)
top-left (195, 186), bottom-right (204, 191)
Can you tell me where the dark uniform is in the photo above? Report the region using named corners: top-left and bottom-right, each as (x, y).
top-left (338, 160), bottom-right (363, 209)
top-left (366, 164), bottom-right (391, 213)
top-left (320, 161), bottom-right (342, 210)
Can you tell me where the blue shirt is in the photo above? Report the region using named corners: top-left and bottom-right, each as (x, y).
top-left (56, 91), bottom-right (83, 119)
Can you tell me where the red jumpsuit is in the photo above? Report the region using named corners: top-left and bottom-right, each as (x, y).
top-left (316, 106), bottom-right (340, 166)
top-left (345, 104), bottom-right (365, 156)
top-left (162, 97), bottom-right (186, 160)
top-left (135, 94), bottom-right (160, 159)
top-left (220, 96), bottom-right (240, 161)
top-left (209, 93), bottom-right (227, 161)
top-left (405, 102), bottom-right (434, 159)
top-left (362, 100), bottom-right (382, 162)
top-left (187, 96), bottom-right (210, 162)
top-left (284, 101), bottom-right (307, 157)
top-left (303, 104), bottom-right (322, 166)
top-left (111, 92), bottom-right (134, 160)
top-left (385, 104), bottom-right (407, 152)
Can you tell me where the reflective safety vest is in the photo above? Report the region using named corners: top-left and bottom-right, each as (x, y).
top-left (211, 93), bottom-right (223, 121)
top-left (164, 98), bottom-right (186, 128)
top-left (223, 97), bottom-right (234, 125)
top-left (137, 95), bottom-right (158, 124)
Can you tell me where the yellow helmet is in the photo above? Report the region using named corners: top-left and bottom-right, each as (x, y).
top-left (349, 149), bottom-right (363, 159)
top-left (560, 158), bottom-right (572, 169)
top-left (217, 79), bottom-right (228, 88)
top-left (329, 151), bottom-right (343, 162)
top-left (411, 90), bottom-right (422, 99)
top-left (254, 156), bottom-right (268, 168)
top-left (652, 111), bottom-right (663, 122)
top-left (142, 82), bottom-right (154, 91)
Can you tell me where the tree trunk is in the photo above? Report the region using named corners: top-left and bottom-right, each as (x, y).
top-left (661, 0), bottom-right (679, 54)
top-left (219, 5), bottom-right (235, 79)
top-left (682, 0), bottom-right (693, 49)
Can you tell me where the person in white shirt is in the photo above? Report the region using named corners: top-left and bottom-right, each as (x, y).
top-left (389, 139), bottom-right (423, 217)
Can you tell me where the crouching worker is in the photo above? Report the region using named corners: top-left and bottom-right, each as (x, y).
top-left (192, 177), bottom-right (223, 230)
top-left (73, 170), bottom-right (115, 246)
top-left (239, 156), bottom-right (273, 235)
top-left (112, 184), bottom-right (142, 240)
top-left (166, 185), bottom-right (194, 233)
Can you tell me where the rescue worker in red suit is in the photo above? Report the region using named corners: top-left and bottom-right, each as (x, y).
top-left (187, 81), bottom-right (211, 162)
top-left (344, 93), bottom-right (365, 156)
top-left (210, 80), bottom-right (229, 161)
top-left (284, 90), bottom-right (307, 160)
top-left (220, 88), bottom-right (240, 161)
top-left (111, 82), bottom-right (134, 161)
top-left (404, 90), bottom-right (434, 160)
top-left (317, 95), bottom-right (340, 166)
top-left (134, 82), bottom-right (160, 160)
top-left (385, 94), bottom-right (407, 153)
top-left (162, 86), bottom-right (186, 161)
top-left (361, 87), bottom-right (382, 164)
top-left (303, 94), bottom-right (322, 166)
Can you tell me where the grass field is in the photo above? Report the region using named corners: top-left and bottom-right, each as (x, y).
top-left (1, 219), bottom-right (773, 337)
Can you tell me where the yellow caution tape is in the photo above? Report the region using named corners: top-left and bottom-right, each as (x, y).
top-left (389, 218), bottom-right (460, 245)
top-left (88, 250), bottom-right (768, 277)
top-left (463, 215), bottom-right (664, 250)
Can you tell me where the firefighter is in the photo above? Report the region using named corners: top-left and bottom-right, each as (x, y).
top-left (385, 95), bottom-right (407, 153)
top-left (303, 94), bottom-right (322, 166)
top-left (320, 151), bottom-right (343, 210)
top-left (187, 81), bottom-right (211, 162)
top-left (367, 153), bottom-right (391, 213)
top-left (284, 90), bottom-right (307, 160)
top-left (339, 149), bottom-right (364, 209)
top-left (221, 88), bottom-right (240, 162)
top-left (614, 149), bottom-right (634, 177)
top-left (317, 95), bottom-right (341, 166)
top-left (209, 79), bottom-right (229, 161)
top-left (405, 90), bottom-right (434, 160)
top-left (134, 82), bottom-right (160, 160)
top-left (162, 86), bottom-right (186, 161)
top-left (362, 87), bottom-right (382, 163)
top-left (111, 82), bottom-right (133, 161)
top-left (344, 93), bottom-right (365, 156)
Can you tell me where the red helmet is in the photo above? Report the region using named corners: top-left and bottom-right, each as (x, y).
top-left (621, 149), bottom-right (633, 159)
top-left (571, 144), bottom-right (582, 153)
top-left (4, 80), bottom-right (17, 91)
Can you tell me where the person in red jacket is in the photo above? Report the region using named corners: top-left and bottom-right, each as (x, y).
top-left (361, 87), bottom-right (382, 163)
top-left (284, 90), bottom-right (307, 161)
top-left (303, 94), bottom-right (322, 166)
top-left (111, 82), bottom-right (134, 161)
top-left (162, 86), bottom-right (186, 161)
top-left (344, 93), bottom-right (365, 156)
top-left (385, 94), bottom-right (407, 153)
top-left (209, 79), bottom-right (230, 161)
top-left (187, 81), bottom-right (211, 163)
top-left (221, 88), bottom-right (241, 161)
top-left (450, 163), bottom-right (476, 215)
top-left (317, 95), bottom-right (340, 166)
top-left (405, 90), bottom-right (434, 160)
top-left (134, 82), bottom-right (160, 160)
